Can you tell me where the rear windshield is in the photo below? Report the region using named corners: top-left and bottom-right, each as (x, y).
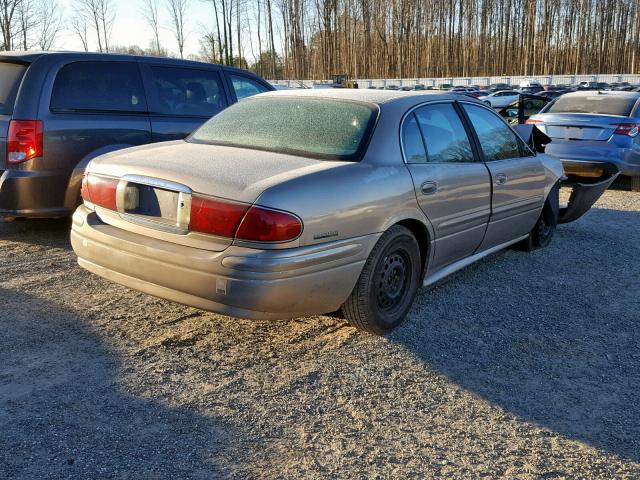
top-left (0, 62), bottom-right (26, 115)
top-left (189, 96), bottom-right (377, 160)
top-left (547, 95), bottom-right (637, 116)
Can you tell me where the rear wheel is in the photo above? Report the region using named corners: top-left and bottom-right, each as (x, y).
top-left (341, 225), bottom-right (421, 334)
top-left (519, 195), bottom-right (558, 251)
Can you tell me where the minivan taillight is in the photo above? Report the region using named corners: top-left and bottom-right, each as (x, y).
top-left (614, 123), bottom-right (640, 137)
top-left (7, 120), bottom-right (43, 165)
top-left (236, 206), bottom-right (302, 242)
top-left (525, 118), bottom-right (542, 124)
top-left (81, 174), bottom-right (119, 210)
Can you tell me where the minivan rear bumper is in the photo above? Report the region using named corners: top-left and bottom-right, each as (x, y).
top-left (71, 205), bottom-right (376, 319)
top-left (0, 169), bottom-right (72, 217)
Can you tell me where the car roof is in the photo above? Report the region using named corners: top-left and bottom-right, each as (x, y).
top-left (0, 50), bottom-right (256, 76)
top-left (256, 88), bottom-right (462, 105)
top-left (561, 90), bottom-right (640, 99)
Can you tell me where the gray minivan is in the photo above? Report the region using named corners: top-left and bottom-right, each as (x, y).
top-left (0, 52), bottom-right (274, 219)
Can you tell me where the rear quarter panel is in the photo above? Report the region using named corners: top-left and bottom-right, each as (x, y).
top-left (253, 161), bottom-right (425, 248)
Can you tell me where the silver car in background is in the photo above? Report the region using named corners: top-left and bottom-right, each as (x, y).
top-left (71, 90), bottom-right (596, 334)
top-left (528, 91), bottom-right (640, 190)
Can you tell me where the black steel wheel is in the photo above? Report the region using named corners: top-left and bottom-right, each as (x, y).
top-left (342, 225), bottom-right (421, 334)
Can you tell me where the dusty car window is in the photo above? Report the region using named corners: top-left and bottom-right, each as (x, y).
top-left (402, 113), bottom-right (428, 163)
top-left (414, 103), bottom-right (474, 163)
top-left (189, 97), bottom-right (377, 160)
top-left (463, 104), bottom-right (521, 161)
top-left (547, 95), bottom-right (636, 116)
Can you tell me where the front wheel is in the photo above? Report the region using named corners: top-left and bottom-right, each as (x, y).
top-left (341, 225), bottom-right (421, 334)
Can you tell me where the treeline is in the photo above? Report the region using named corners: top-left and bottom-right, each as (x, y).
top-left (1, 0), bottom-right (638, 80)
top-left (259, 0), bottom-right (640, 79)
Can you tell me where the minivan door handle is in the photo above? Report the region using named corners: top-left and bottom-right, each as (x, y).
top-left (495, 173), bottom-right (508, 185)
top-left (420, 181), bottom-right (438, 195)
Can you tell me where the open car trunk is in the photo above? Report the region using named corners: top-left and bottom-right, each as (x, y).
top-left (513, 124), bottom-right (619, 224)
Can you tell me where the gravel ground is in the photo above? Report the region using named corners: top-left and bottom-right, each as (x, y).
top-left (0, 188), bottom-right (639, 479)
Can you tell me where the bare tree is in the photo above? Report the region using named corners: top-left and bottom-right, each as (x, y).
top-left (36, 0), bottom-right (62, 50)
top-left (75, 0), bottom-right (114, 52)
top-left (141, 0), bottom-right (161, 55)
top-left (166, 0), bottom-right (188, 58)
top-left (70, 12), bottom-right (89, 51)
top-left (0, 0), bottom-right (22, 50)
top-left (17, 0), bottom-right (38, 50)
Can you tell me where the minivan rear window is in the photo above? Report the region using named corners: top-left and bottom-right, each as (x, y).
top-left (0, 62), bottom-right (26, 115)
top-left (189, 97), bottom-right (377, 161)
top-left (547, 95), bottom-right (637, 116)
top-left (50, 61), bottom-right (147, 113)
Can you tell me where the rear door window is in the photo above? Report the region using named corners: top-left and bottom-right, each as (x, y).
top-left (401, 113), bottom-right (428, 163)
top-left (0, 62), bottom-right (26, 115)
top-left (414, 103), bottom-right (475, 163)
top-left (462, 104), bottom-right (521, 161)
top-left (50, 61), bottom-right (146, 112)
top-left (229, 74), bottom-right (270, 100)
top-left (146, 66), bottom-right (227, 117)
top-left (546, 95), bottom-right (637, 116)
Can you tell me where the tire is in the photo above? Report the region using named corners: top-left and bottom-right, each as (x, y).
top-left (341, 225), bottom-right (421, 334)
top-left (519, 194), bottom-right (558, 251)
top-left (631, 175), bottom-right (640, 192)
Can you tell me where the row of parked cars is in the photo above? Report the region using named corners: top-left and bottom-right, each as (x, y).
top-left (0, 51), bottom-right (633, 334)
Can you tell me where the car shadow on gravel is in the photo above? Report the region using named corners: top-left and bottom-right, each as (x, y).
top-left (0, 287), bottom-right (232, 479)
top-left (393, 207), bottom-right (640, 463)
top-left (0, 218), bottom-right (72, 250)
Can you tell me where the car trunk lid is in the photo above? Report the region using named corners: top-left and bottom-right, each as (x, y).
top-left (536, 114), bottom-right (623, 141)
top-left (86, 141), bottom-right (347, 250)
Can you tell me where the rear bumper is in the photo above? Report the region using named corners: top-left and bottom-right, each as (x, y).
top-left (71, 205), bottom-right (378, 319)
top-left (545, 143), bottom-right (640, 177)
top-left (0, 169), bottom-right (72, 218)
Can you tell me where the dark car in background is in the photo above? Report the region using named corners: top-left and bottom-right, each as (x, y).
top-left (0, 52), bottom-right (273, 220)
top-left (528, 91), bottom-right (640, 190)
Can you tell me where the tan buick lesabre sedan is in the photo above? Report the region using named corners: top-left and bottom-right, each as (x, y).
top-left (71, 90), bottom-right (607, 334)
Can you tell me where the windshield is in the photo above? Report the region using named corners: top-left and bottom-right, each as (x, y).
top-left (189, 96), bottom-right (378, 160)
top-left (547, 95), bottom-right (637, 116)
top-left (0, 62), bottom-right (26, 115)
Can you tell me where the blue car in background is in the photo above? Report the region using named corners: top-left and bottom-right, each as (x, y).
top-left (527, 91), bottom-right (640, 191)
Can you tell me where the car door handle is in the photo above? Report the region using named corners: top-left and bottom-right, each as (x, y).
top-left (420, 181), bottom-right (438, 195)
top-left (495, 173), bottom-right (508, 185)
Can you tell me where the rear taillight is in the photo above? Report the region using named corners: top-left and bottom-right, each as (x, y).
top-left (81, 174), bottom-right (119, 210)
top-left (525, 118), bottom-right (542, 124)
top-left (236, 206), bottom-right (302, 242)
top-left (189, 195), bottom-right (249, 237)
top-left (188, 195), bottom-right (302, 242)
top-left (7, 120), bottom-right (43, 165)
top-left (614, 123), bottom-right (640, 137)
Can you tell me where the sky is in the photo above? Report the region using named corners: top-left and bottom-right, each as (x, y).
top-left (57, 0), bottom-right (237, 59)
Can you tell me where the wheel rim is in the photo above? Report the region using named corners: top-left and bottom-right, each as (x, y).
top-left (538, 212), bottom-right (553, 244)
top-left (376, 249), bottom-right (411, 312)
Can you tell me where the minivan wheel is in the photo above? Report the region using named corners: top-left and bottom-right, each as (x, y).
top-left (341, 225), bottom-right (421, 334)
